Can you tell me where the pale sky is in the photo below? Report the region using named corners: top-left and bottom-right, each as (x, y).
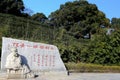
top-left (23, 0), bottom-right (120, 20)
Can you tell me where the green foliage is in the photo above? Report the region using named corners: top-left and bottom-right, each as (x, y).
top-left (0, 13), bottom-right (55, 43)
top-left (111, 18), bottom-right (120, 29)
top-left (31, 13), bottom-right (47, 23)
top-left (0, 0), bottom-right (25, 16)
top-left (65, 62), bottom-right (120, 72)
top-left (49, 0), bottom-right (110, 38)
top-left (80, 30), bottom-right (120, 65)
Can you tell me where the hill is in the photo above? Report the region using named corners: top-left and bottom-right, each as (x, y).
top-left (0, 13), bottom-right (89, 62)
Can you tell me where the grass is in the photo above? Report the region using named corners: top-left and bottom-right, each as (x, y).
top-left (65, 62), bottom-right (120, 73)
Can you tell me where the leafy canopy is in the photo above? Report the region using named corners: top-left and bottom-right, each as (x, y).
top-left (49, 0), bottom-right (110, 38)
top-left (0, 0), bottom-right (25, 16)
top-left (31, 13), bottom-right (47, 22)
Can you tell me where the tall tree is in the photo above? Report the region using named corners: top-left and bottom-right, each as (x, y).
top-left (111, 18), bottom-right (120, 29)
top-left (49, 0), bottom-right (110, 38)
top-left (31, 13), bottom-right (48, 23)
top-left (0, 0), bottom-right (25, 16)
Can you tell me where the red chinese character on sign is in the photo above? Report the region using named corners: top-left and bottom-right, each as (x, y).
top-left (33, 45), bottom-right (38, 48)
top-left (13, 43), bottom-right (19, 47)
top-left (38, 54), bottom-right (40, 66)
top-left (45, 55), bottom-right (48, 66)
top-left (41, 55), bottom-right (44, 66)
top-left (39, 45), bottom-right (44, 49)
top-left (20, 43), bottom-right (25, 48)
top-left (45, 46), bottom-right (50, 50)
top-left (50, 47), bottom-right (54, 50)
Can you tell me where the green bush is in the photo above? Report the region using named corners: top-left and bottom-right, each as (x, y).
top-left (65, 62), bottom-right (120, 73)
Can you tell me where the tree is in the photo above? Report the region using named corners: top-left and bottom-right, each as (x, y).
top-left (81, 30), bottom-right (120, 65)
top-left (0, 0), bottom-right (25, 16)
top-left (49, 0), bottom-right (110, 39)
top-left (111, 18), bottom-right (120, 29)
top-left (31, 13), bottom-right (47, 23)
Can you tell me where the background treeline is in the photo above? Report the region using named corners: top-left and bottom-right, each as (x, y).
top-left (0, 0), bottom-right (120, 66)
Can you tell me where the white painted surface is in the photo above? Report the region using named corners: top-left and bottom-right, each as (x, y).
top-left (1, 37), bottom-right (66, 72)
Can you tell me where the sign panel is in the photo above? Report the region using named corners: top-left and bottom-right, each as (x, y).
top-left (1, 37), bottom-right (66, 72)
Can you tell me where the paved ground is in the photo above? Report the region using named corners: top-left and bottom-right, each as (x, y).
top-left (42, 73), bottom-right (120, 80)
top-left (0, 72), bottom-right (120, 80)
top-left (68, 73), bottom-right (120, 80)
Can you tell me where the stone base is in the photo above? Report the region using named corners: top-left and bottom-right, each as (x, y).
top-left (33, 71), bottom-right (68, 76)
top-left (0, 73), bottom-right (35, 79)
top-left (7, 72), bottom-right (35, 79)
top-left (0, 71), bottom-right (68, 80)
top-left (7, 73), bottom-right (26, 79)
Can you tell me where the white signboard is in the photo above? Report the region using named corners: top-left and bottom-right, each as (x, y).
top-left (1, 37), bottom-right (67, 72)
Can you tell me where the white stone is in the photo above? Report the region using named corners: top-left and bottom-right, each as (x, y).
top-left (5, 47), bottom-right (22, 70)
top-left (1, 37), bottom-right (67, 74)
